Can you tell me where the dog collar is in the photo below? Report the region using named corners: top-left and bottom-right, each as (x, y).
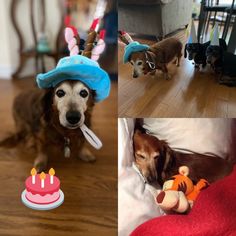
top-left (145, 52), bottom-right (156, 70)
top-left (80, 124), bottom-right (102, 149)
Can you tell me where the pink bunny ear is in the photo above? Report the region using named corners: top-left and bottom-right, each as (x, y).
top-left (65, 27), bottom-right (80, 56)
top-left (91, 30), bottom-right (106, 61)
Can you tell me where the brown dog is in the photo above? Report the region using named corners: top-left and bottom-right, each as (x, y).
top-left (1, 80), bottom-right (96, 172)
top-left (133, 130), bottom-right (233, 186)
top-left (119, 32), bottom-right (182, 79)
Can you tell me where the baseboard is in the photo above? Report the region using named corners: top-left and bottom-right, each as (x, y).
top-left (0, 65), bottom-right (15, 79)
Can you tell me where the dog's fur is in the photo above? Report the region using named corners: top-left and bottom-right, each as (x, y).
top-left (126, 38), bottom-right (182, 79)
top-left (206, 46), bottom-right (236, 78)
top-left (0, 81), bottom-right (96, 172)
top-left (184, 39), bottom-right (227, 69)
top-left (133, 129), bottom-right (233, 186)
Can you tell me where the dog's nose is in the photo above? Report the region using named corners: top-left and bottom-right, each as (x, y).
top-left (66, 111), bottom-right (81, 125)
top-left (133, 74), bottom-right (138, 78)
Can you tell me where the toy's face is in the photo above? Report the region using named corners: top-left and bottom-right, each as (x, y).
top-left (129, 52), bottom-right (149, 78)
top-left (53, 80), bottom-right (92, 129)
top-left (186, 43), bottom-right (200, 60)
top-left (206, 45), bottom-right (221, 65)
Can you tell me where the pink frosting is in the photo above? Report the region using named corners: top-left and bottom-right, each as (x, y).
top-left (26, 190), bottom-right (60, 204)
top-left (25, 174), bottom-right (60, 196)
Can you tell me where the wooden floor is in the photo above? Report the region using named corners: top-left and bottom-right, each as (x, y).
top-left (118, 30), bottom-right (236, 117)
top-left (0, 78), bottom-right (117, 236)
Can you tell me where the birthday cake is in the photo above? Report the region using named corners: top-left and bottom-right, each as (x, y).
top-left (22, 168), bottom-right (64, 210)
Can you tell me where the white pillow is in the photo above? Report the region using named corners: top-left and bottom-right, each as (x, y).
top-left (118, 118), bottom-right (164, 235)
top-left (143, 118), bottom-right (232, 158)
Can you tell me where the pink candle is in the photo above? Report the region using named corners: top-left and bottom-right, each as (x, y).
top-left (31, 168), bottom-right (37, 184)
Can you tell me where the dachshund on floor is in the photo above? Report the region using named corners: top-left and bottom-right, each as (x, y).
top-left (119, 31), bottom-right (182, 80)
top-left (0, 26), bottom-right (110, 172)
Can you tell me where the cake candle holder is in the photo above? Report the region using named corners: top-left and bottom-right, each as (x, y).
top-left (49, 168), bottom-right (55, 184)
top-left (31, 168), bottom-right (37, 184)
top-left (40, 172), bottom-right (46, 188)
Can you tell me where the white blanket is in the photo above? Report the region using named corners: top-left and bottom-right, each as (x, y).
top-left (118, 118), bottom-right (232, 236)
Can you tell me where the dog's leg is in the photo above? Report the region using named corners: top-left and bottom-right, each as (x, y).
top-left (78, 147), bottom-right (96, 162)
top-left (161, 64), bottom-right (171, 80)
top-left (33, 133), bottom-right (48, 173)
top-left (176, 53), bottom-right (182, 67)
top-left (34, 152), bottom-right (48, 173)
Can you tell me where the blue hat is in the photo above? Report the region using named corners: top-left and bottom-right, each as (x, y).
top-left (36, 55), bottom-right (110, 102)
top-left (123, 41), bottom-right (150, 63)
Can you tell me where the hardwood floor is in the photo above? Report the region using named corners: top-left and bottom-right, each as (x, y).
top-left (118, 30), bottom-right (236, 117)
top-left (0, 78), bottom-right (117, 236)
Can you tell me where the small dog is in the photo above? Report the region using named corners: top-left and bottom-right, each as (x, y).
top-left (206, 46), bottom-right (236, 79)
top-left (1, 81), bottom-right (95, 172)
top-left (184, 39), bottom-right (227, 69)
top-left (0, 26), bottom-right (109, 172)
top-left (119, 32), bottom-right (182, 79)
top-left (133, 129), bottom-right (233, 186)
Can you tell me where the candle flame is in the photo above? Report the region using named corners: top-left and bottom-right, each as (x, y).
top-left (40, 172), bottom-right (46, 180)
top-left (31, 168), bottom-right (37, 176)
top-left (49, 168), bottom-right (55, 176)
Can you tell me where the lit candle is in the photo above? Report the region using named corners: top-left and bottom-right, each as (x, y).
top-left (40, 172), bottom-right (46, 188)
top-left (49, 168), bottom-right (55, 184)
top-left (31, 168), bottom-right (37, 184)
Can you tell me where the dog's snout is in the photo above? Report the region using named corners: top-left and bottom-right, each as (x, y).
top-left (66, 111), bottom-right (81, 125)
top-left (133, 73), bottom-right (138, 78)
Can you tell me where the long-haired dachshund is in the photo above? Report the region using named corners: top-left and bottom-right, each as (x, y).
top-left (0, 26), bottom-right (109, 172)
top-left (133, 129), bottom-right (233, 186)
top-left (119, 31), bottom-right (182, 80)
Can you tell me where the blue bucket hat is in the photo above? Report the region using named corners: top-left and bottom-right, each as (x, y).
top-left (36, 55), bottom-right (110, 102)
top-left (123, 41), bottom-right (150, 63)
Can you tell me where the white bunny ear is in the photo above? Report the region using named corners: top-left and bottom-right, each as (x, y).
top-left (65, 27), bottom-right (80, 56)
top-left (91, 30), bottom-right (106, 61)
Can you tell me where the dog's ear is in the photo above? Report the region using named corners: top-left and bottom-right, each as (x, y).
top-left (184, 44), bottom-right (187, 58)
top-left (42, 89), bottom-right (54, 122)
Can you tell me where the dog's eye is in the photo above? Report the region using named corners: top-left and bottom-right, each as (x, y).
top-left (138, 155), bottom-right (145, 160)
top-left (154, 155), bottom-right (159, 159)
top-left (130, 61), bottom-right (134, 65)
top-left (56, 89), bottom-right (65, 98)
top-left (137, 61), bottom-right (142, 66)
top-left (80, 89), bottom-right (88, 98)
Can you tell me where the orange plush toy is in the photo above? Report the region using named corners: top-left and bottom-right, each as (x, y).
top-left (156, 166), bottom-right (209, 213)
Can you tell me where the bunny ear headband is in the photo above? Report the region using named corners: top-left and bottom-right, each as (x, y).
top-left (36, 0), bottom-right (109, 149)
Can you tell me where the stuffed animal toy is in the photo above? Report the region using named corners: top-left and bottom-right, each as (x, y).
top-left (156, 166), bottom-right (209, 213)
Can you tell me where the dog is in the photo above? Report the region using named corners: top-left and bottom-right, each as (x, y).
top-left (0, 26), bottom-right (110, 172)
top-left (119, 32), bottom-right (183, 80)
top-left (0, 81), bottom-right (95, 172)
top-left (206, 46), bottom-right (236, 79)
top-left (184, 39), bottom-right (227, 69)
top-left (133, 129), bottom-right (233, 186)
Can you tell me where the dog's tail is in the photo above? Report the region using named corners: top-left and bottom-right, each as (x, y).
top-left (0, 133), bottom-right (20, 148)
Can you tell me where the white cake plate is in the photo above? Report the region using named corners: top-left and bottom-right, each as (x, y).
top-left (21, 189), bottom-right (64, 210)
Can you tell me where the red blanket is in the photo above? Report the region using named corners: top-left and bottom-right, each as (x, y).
top-left (131, 165), bottom-right (236, 236)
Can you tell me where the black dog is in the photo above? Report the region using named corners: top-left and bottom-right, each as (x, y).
top-left (207, 49), bottom-right (236, 85)
top-left (184, 39), bottom-right (227, 69)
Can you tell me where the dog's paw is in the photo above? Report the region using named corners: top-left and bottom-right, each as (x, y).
top-left (79, 148), bottom-right (96, 163)
top-left (34, 161), bottom-right (47, 173)
top-left (34, 154), bottom-right (48, 173)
